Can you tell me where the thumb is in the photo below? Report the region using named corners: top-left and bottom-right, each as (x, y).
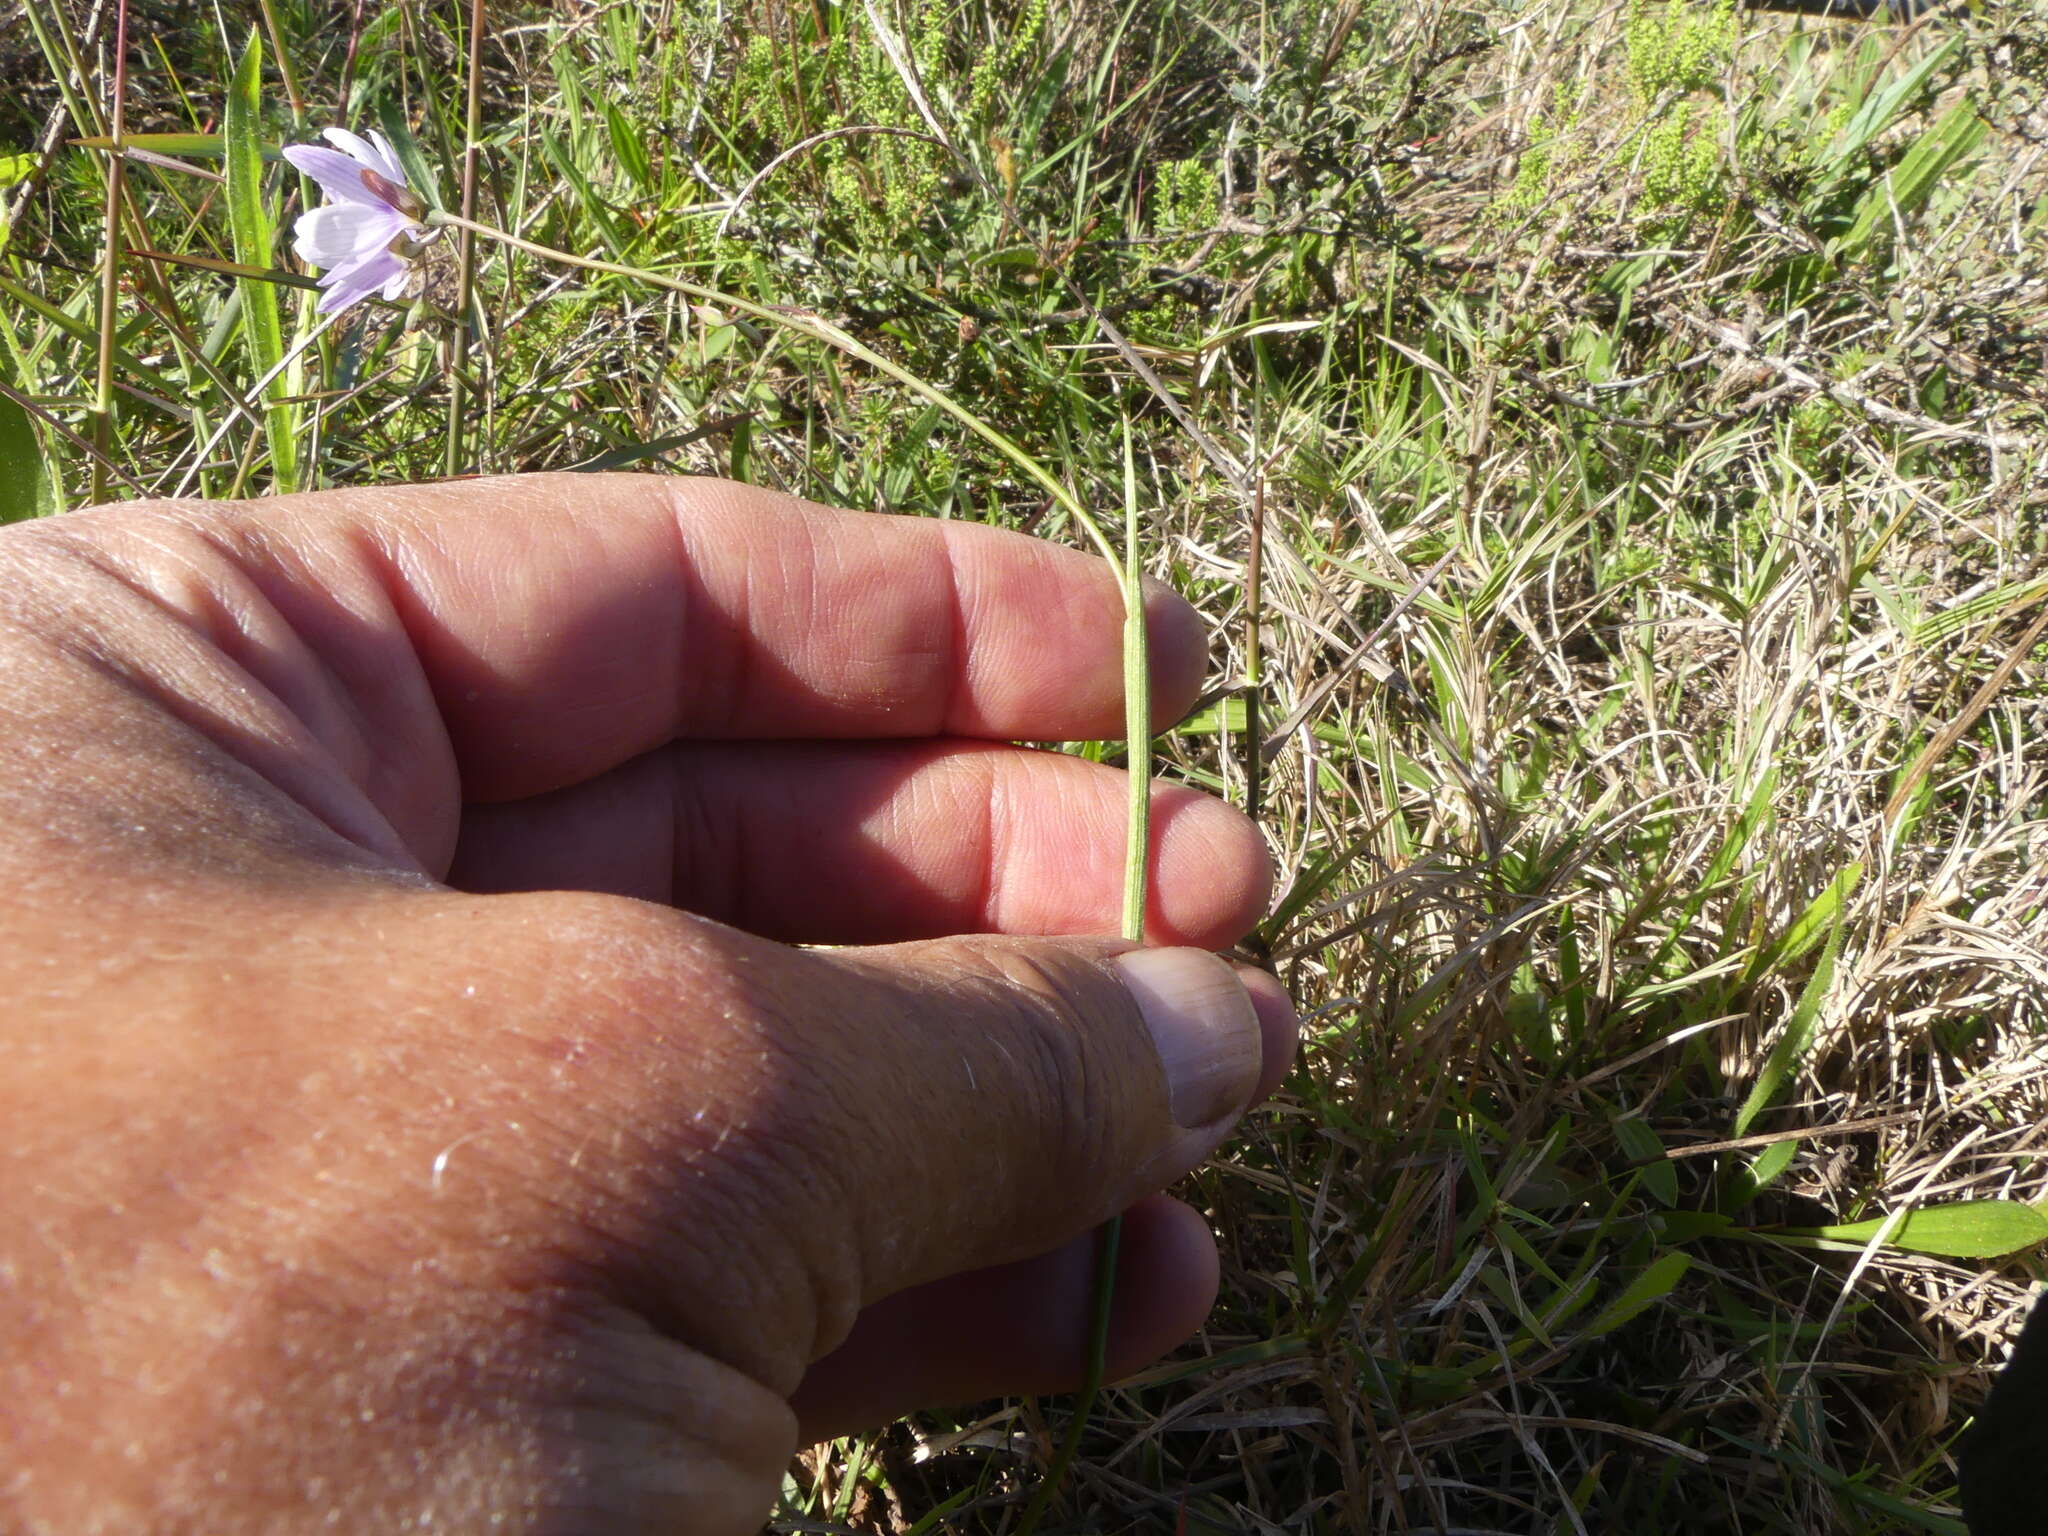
top-left (575, 920), bottom-right (1290, 1394)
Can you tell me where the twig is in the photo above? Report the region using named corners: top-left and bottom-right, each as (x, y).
top-left (91, 0), bottom-right (128, 504)
top-left (444, 0), bottom-right (487, 478)
top-left (1647, 1111), bottom-right (1920, 1162)
top-left (1681, 311), bottom-right (2040, 454)
top-left (1884, 600), bottom-right (2048, 828)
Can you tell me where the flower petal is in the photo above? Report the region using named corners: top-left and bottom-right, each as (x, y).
top-left (314, 243), bottom-right (389, 288)
top-left (365, 129), bottom-right (407, 184)
top-left (281, 144), bottom-right (384, 206)
top-left (322, 126), bottom-right (405, 185)
top-left (315, 251), bottom-right (405, 315)
top-left (293, 202), bottom-right (406, 268)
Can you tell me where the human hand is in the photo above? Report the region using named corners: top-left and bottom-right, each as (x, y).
top-left (0, 474), bottom-right (1293, 1533)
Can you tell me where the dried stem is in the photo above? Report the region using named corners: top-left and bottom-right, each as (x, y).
top-left (443, 0), bottom-right (486, 479)
top-left (91, 0), bottom-right (128, 505)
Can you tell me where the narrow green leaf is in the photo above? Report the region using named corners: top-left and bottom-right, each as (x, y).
top-left (1838, 99), bottom-right (1986, 258)
top-left (1743, 862), bottom-right (1864, 985)
top-left (1557, 904), bottom-right (1587, 1042)
top-left (1583, 1251), bottom-right (1691, 1340)
top-left (224, 31), bottom-right (300, 492)
top-left (1657, 1210), bottom-right (1734, 1243)
top-left (1782, 1200), bottom-right (2048, 1259)
top-left (1728, 1137), bottom-right (1799, 1210)
top-left (0, 385), bottom-right (57, 522)
top-left (133, 247), bottom-right (320, 289)
top-left (901, 1489), bottom-right (976, 1536)
top-left (539, 127), bottom-right (630, 256)
top-left (1650, 766), bottom-right (1777, 977)
top-left (1913, 575), bottom-right (2048, 646)
top-left (372, 104), bottom-right (442, 213)
top-left (1816, 36), bottom-right (1959, 170)
top-left (1702, 1429), bottom-right (1969, 1534)
top-left (0, 273), bottom-right (202, 423)
top-left (602, 99), bottom-right (653, 189)
top-left (563, 426), bottom-right (734, 473)
top-left (1732, 924), bottom-right (1841, 1138)
top-left (1476, 1259), bottom-right (1554, 1348)
top-left (70, 131), bottom-right (231, 157)
top-left (1612, 1115), bottom-right (1677, 1208)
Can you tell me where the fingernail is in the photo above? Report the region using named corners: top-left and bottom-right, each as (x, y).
top-left (1114, 948), bottom-right (1263, 1129)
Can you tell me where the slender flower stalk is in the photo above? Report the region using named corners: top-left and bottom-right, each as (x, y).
top-left (1017, 419), bottom-right (1151, 1536)
top-left (421, 206), bottom-right (1126, 572)
top-left (1119, 422), bottom-right (1152, 945)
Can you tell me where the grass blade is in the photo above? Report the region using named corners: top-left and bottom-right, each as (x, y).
top-left (223, 30), bottom-right (300, 493)
top-left (1837, 100), bottom-right (1987, 259)
top-left (1583, 1251), bottom-right (1691, 1340)
top-left (0, 384), bottom-right (58, 521)
top-left (1776, 1201), bottom-right (2048, 1260)
top-left (1732, 925), bottom-right (1843, 1141)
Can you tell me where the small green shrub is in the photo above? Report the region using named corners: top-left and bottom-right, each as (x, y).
top-left (1638, 97), bottom-right (1723, 214)
top-left (1627, 0), bottom-right (1738, 103)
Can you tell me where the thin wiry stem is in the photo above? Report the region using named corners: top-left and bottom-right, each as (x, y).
top-left (424, 209), bottom-right (1122, 569)
top-left (835, 46), bottom-right (1271, 1498)
top-left (443, 0), bottom-right (487, 479)
top-left (254, 0), bottom-right (303, 124)
top-left (1121, 435), bottom-right (1151, 945)
top-left (1017, 420), bottom-right (1149, 1536)
top-left (1246, 456), bottom-right (1266, 822)
top-left (839, 25), bottom-right (1178, 1514)
top-left (91, 0), bottom-right (128, 505)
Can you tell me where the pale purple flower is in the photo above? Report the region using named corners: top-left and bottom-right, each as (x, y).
top-left (281, 128), bottom-right (435, 315)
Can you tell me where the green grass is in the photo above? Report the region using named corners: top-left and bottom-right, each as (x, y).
top-left (7, 0), bottom-right (2048, 1529)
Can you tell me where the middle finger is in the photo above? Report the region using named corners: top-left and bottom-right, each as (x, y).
top-left (447, 739), bottom-right (1272, 948)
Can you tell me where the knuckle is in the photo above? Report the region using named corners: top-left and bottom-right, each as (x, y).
top-left (411, 893), bottom-right (839, 1370)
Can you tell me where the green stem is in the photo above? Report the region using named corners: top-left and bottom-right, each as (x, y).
top-left (1119, 420), bottom-right (1151, 944)
top-left (1017, 424), bottom-right (1149, 1536)
top-left (1245, 463), bottom-right (1265, 822)
top-left (1017, 1213), bottom-right (1122, 1533)
top-left (253, 0), bottom-right (303, 125)
top-left (424, 210), bottom-right (1122, 570)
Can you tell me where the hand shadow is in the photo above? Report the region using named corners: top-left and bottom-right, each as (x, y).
top-left (1959, 1288), bottom-right (2048, 1536)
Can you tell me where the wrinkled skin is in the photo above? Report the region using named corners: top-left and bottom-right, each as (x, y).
top-left (0, 475), bottom-right (1295, 1534)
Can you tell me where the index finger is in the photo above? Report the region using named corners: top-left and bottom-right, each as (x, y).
top-left (100, 473), bottom-right (1209, 803)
